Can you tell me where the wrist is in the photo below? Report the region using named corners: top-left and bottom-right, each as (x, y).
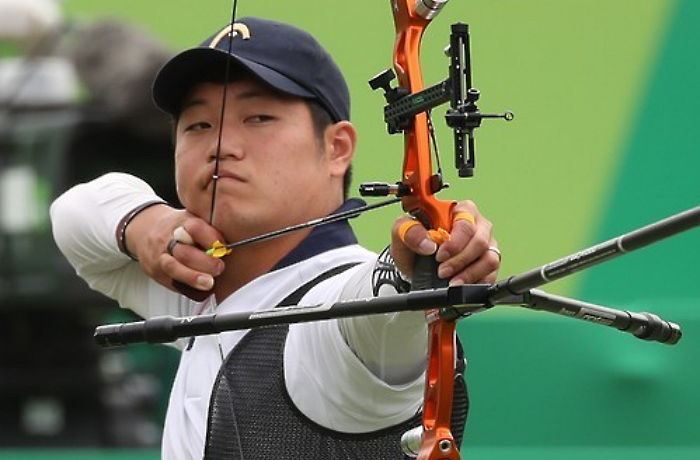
top-left (116, 200), bottom-right (169, 260)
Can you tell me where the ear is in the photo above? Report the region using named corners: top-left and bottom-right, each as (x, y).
top-left (324, 121), bottom-right (356, 179)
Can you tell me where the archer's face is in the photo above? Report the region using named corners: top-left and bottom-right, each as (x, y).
top-left (174, 79), bottom-right (344, 242)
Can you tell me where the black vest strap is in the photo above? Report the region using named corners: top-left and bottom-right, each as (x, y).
top-left (277, 263), bottom-right (362, 307)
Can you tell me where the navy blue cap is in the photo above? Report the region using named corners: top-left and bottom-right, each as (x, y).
top-left (152, 17), bottom-right (350, 122)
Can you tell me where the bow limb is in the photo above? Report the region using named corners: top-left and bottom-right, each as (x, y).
top-left (391, 1), bottom-right (460, 459)
top-left (392, 2), bottom-right (455, 229)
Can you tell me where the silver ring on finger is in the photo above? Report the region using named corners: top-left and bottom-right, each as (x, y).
top-left (166, 239), bottom-right (180, 256)
top-left (487, 246), bottom-right (502, 262)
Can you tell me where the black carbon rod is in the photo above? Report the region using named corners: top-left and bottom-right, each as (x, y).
top-left (489, 206), bottom-right (700, 302)
top-left (93, 285), bottom-right (491, 347)
top-left (520, 289), bottom-right (682, 345)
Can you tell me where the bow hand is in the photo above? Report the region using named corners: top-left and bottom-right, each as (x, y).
top-left (390, 200), bottom-right (500, 286)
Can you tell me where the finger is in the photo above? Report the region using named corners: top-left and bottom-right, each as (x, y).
top-left (390, 217), bottom-right (435, 278)
top-left (182, 218), bottom-right (226, 250)
top-left (486, 246), bottom-right (502, 264)
top-left (435, 201), bottom-right (480, 263)
top-left (437, 219), bottom-right (492, 279)
top-left (435, 216), bottom-right (478, 263)
top-left (159, 253), bottom-right (215, 291)
top-left (447, 248), bottom-right (501, 286)
top-left (393, 217), bottom-right (437, 255)
top-left (168, 239), bottom-right (225, 277)
top-left (453, 211), bottom-right (476, 226)
top-left (475, 269), bottom-right (499, 285)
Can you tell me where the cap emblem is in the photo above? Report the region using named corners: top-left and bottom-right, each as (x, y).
top-left (208, 23), bottom-right (251, 48)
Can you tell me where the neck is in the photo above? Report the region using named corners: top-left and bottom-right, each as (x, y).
top-left (210, 192), bottom-right (348, 302)
top-left (212, 228), bottom-right (313, 302)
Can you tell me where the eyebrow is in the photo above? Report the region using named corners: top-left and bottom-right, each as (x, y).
top-left (180, 98), bottom-right (208, 113)
top-left (235, 89), bottom-right (277, 102)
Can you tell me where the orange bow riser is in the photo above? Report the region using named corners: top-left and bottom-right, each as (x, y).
top-left (390, 1), bottom-right (460, 459)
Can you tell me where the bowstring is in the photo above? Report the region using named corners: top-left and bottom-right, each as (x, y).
top-left (209, 0), bottom-right (240, 225)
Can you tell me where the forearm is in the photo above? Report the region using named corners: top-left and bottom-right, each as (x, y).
top-left (337, 261), bottom-right (427, 385)
top-left (50, 172), bottom-right (164, 305)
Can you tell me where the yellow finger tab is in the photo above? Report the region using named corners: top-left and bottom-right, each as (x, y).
top-left (454, 211), bottom-right (476, 226)
top-left (398, 220), bottom-right (422, 244)
top-left (427, 228), bottom-right (450, 245)
top-left (206, 240), bottom-right (233, 259)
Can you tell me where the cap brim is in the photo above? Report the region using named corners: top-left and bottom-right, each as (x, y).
top-left (152, 47), bottom-right (315, 115)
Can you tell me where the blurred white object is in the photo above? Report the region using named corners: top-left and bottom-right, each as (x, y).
top-left (21, 396), bottom-right (65, 436)
top-left (0, 56), bottom-right (78, 106)
top-left (0, 0), bottom-right (61, 43)
top-left (0, 165), bottom-right (41, 233)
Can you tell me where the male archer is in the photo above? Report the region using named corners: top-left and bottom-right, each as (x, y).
top-left (51, 17), bottom-right (500, 459)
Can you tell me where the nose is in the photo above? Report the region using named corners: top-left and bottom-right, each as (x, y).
top-left (207, 130), bottom-right (245, 163)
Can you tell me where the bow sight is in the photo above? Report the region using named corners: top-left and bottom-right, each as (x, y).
top-left (362, 22), bottom-right (513, 202)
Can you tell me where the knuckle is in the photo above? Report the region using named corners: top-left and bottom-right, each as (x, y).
top-left (473, 236), bottom-right (489, 254)
top-left (461, 219), bottom-right (477, 235)
top-left (141, 260), bottom-right (156, 278)
top-left (459, 271), bottom-right (475, 284)
top-left (174, 250), bottom-right (194, 268)
top-left (452, 221), bottom-right (475, 243)
top-left (453, 200), bottom-right (474, 215)
top-left (484, 255), bottom-right (500, 273)
top-left (187, 216), bottom-right (212, 234)
top-left (186, 219), bottom-right (220, 246)
top-left (483, 270), bottom-right (499, 284)
top-left (160, 255), bottom-right (178, 273)
top-left (201, 255), bottom-right (221, 275)
top-left (181, 249), bottom-right (209, 272)
top-left (391, 217), bottom-right (408, 234)
top-left (408, 225), bottom-right (428, 245)
top-left (461, 200), bottom-right (477, 213)
top-left (184, 218), bottom-right (203, 235)
top-left (395, 218), bottom-right (424, 247)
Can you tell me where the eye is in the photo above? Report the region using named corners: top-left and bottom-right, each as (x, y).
top-left (184, 121), bottom-right (212, 132)
top-left (245, 114), bottom-right (275, 124)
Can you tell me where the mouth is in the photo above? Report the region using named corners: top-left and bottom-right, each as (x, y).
top-left (204, 169), bottom-right (247, 189)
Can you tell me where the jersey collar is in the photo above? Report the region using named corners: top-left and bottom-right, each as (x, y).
top-left (272, 198), bottom-right (363, 271)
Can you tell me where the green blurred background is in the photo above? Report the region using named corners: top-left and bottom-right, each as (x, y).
top-left (0, 0), bottom-right (697, 459)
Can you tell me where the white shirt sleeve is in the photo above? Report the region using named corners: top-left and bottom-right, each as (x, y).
top-left (49, 172), bottom-right (189, 322)
top-left (284, 260), bottom-right (427, 433)
top-left (337, 262), bottom-right (427, 385)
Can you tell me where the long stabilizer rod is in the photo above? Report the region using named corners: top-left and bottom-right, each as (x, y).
top-left (488, 206), bottom-right (699, 301)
